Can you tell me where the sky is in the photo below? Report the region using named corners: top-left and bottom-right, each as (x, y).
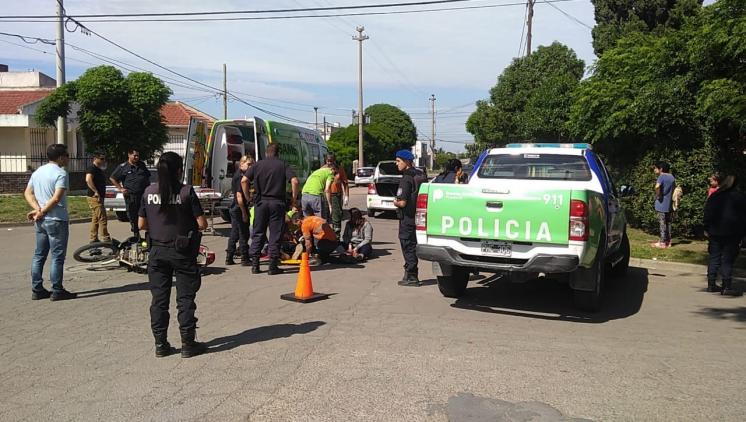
top-left (0, 0), bottom-right (599, 152)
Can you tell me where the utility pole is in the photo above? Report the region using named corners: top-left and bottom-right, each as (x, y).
top-left (56, 0), bottom-right (66, 145)
top-left (314, 107), bottom-right (319, 132)
top-left (526, 0), bottom-right (535, 56)
top-left (353, 26), bottom-right (369, 167)
top-left (222, 63), bottom-right (228, 119)
top-left (430, 94), bottom-right (436, 169)
top-left (323, 116), bottom-right (327, 139)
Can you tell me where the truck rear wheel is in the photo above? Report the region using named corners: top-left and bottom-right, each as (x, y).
top-left (115, 211), bottom-right (129, 222)
top-left (437, 266), bottom-right (469, 298)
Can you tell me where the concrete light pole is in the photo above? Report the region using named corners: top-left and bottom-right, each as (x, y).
top-left (353, 26), bottom-right (369, 167)
top-left (56, 0), bottom-right (66, 145)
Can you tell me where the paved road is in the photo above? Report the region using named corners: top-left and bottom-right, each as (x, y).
top-left (1, 187), bottom-right (745, 421)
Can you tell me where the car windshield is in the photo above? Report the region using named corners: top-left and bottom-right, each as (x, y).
top-left (477, 153), bottom-right (592, 181)
top-left (378, 162), bottom-right (399, 176)
top-left (357, 168), bottom-right (373, 177)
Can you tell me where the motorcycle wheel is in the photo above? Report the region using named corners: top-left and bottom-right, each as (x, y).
top-left (73, 242), bottom-right (119, 263)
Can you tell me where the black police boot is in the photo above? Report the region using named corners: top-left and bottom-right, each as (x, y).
top-left (251, 256), bottom-right (262, 274)
top-left (398, 273), bottom-right (421, 287)
top-left (240, 255), bottom-right (251, 267)
top-left (268, 260), bottom-right (284, 275)
top-left (154, 333), bottom-right (176, 358)
top-left (225, 254), bottom-right (236, 266)
top-left (721, 280), bottom-right (742, 297)
top-left (180, 331), bottom-right (208, 358)
top-left (706, 282), bottom-right (722, 293)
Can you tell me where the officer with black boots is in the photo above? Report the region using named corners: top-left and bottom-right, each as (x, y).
top-left (393, 150), bottom-right (427, 287)
top-left (226, 155), bottom-right (254, 266)
top-left (138, 152), bottom-right (208, 358)
top-left (111, 149), bottom-right (151, 239)
top-left (245, 143), bottom-right (299, 275)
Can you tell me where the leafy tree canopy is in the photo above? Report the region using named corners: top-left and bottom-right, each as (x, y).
top-left (591, 0), bottom-right (702, 55)
top-left (466, 42), bottom-right (585, 149)
top-left (571, 0), bottom-right (745, 235)
top-left (327, 103), bottom-right (417, 169)
top-left (36, 65), bottom-right (172, 161)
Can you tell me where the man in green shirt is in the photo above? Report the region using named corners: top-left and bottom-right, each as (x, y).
top-left (301, 165), bottom-right (335, 220)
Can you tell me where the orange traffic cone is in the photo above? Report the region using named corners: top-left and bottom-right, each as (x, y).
top-left (281, 252), bottom-right (330, 303)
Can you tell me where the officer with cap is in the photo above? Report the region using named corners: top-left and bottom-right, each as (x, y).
top-left (245, 143), bottom-right (300, 275)
top-left (393, 149), bottom-right (427, 286)
top-left (138, 152), bottom-right (208, 358)
top-left (110, 149), bottom-right (151, 239)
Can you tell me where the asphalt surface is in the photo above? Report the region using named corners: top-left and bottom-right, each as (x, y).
top-left (1, 186), bottom-right (745, 421)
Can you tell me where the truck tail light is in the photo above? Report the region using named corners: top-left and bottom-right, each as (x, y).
top-left (569, 199), bottom-right (588, 241)
top-left (105, 190), bottom-right (116, 198)
top-left (367, 183), bottom-right (377, 195)
top-left (415, 193), bottom-right (428, 231)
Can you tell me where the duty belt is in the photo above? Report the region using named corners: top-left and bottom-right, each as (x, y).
top-left (150, 239), bottom-right (175, 247)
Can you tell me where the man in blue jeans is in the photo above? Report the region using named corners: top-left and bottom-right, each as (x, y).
top-left (24, 144), bottom-right (77, 301)
top-left (652, 161), bottom-right (676, 248)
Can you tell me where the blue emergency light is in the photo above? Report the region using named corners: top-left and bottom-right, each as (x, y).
top-left (505, 143), bottom-right (592, 150)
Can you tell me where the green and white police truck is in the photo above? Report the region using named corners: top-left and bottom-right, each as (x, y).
top-left (415, 143), bottom-right (630, 311)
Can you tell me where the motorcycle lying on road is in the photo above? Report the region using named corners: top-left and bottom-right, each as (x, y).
top-left (73, 237), bottom-right (216, 273)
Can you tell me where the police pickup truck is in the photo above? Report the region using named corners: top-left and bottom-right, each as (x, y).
top-left (415, 143), bottom-right (629, 311)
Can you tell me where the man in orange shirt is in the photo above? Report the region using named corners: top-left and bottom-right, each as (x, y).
top-left (300, 214), bottom-right (340, 262)
top-left (326, 153), bottom-right (349, 237)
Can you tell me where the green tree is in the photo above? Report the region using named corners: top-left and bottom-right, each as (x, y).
top-left (326, 103), bottom-right (417, 169)
top-left (569, 0), bottom-right (746, 235)
top-left (466, 42), bottom-right (585, 149)
top-left (36, 65), bottom-right (172, 161)
top-left (591, 0), bottom-right (702, 55)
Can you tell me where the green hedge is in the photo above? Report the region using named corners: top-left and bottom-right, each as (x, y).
top-left (615, 144), bottom-right (717, 238)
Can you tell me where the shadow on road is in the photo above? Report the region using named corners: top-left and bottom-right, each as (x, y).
top-left (206, 320), bottom-right (326, 353)
top-left (76, 281), bottom-right (150, 299)
top-left (201, 266), bottom-right (227, 276)
top-left (450, 266), bottom-right (649, 323)
top-left (695, 306), bottom-right (746, 323)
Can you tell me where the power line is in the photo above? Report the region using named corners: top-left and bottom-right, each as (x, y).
top-left (518, 1), bottom-right (528, 56)
top-left (0, 1), bottom-right (580, 23)
top-left (544, 1), bottom-right (592, 30)
top-left (0, 0), bottom-right (477, 19)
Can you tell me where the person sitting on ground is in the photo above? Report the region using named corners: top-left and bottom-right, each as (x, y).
top-left (342, 208), bottom-right (374, 261)
top-left (299, 214), bottom-right (341, 263)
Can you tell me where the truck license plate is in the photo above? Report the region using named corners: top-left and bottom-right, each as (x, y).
top-left (382, 200), bottom-right (393, 206)
top-left (481, 240), bottom-right (512, 257)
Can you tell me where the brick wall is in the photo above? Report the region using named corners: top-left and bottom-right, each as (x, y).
top-left (0, 172), bottom-right (86, 194)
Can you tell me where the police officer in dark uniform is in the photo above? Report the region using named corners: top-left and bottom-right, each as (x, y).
top-left (111, 149), bottom-right (151, 239)
top-left (393, 150), bottom-right (427, 287)
top-left (138, 152), bottom-right (208, 358)
top-left (245, 143), bottom-right (299, 275)
top-left (226, 155), bottom-right (253, 266)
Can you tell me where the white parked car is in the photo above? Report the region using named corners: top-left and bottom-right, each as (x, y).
top-left (366, 161), bottom-right (401, 216)
top-left (354, 167), bottom-right (375, 186)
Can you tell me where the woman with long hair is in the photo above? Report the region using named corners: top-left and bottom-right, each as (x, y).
top-left (138, 151), bottom-right (209, 358)
top-left (342, 207), bottom-right (374, 261)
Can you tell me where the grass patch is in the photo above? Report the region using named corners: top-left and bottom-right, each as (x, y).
top-left (0, 194), bottom-right (100, 223)
top-left (628, 227), bottom-right (745, 268)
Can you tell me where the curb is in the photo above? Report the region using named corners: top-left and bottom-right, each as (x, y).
top-left (0, 218), bottom-right (91, 229)
top-left (631, 257), bottom-right (746, 277)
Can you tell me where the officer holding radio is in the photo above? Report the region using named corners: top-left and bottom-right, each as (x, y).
top-left (138, 152), bottom-right (208, 359)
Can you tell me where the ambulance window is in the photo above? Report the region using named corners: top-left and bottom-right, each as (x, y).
top-left (309, 144), bottom-right (321, 170)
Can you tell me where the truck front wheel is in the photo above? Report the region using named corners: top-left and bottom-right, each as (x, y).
top-left (437, 266), bottom-right (469, 298)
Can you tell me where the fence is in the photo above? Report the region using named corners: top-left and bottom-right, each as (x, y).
top-left (0, 154), bottom-right (91, 173)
